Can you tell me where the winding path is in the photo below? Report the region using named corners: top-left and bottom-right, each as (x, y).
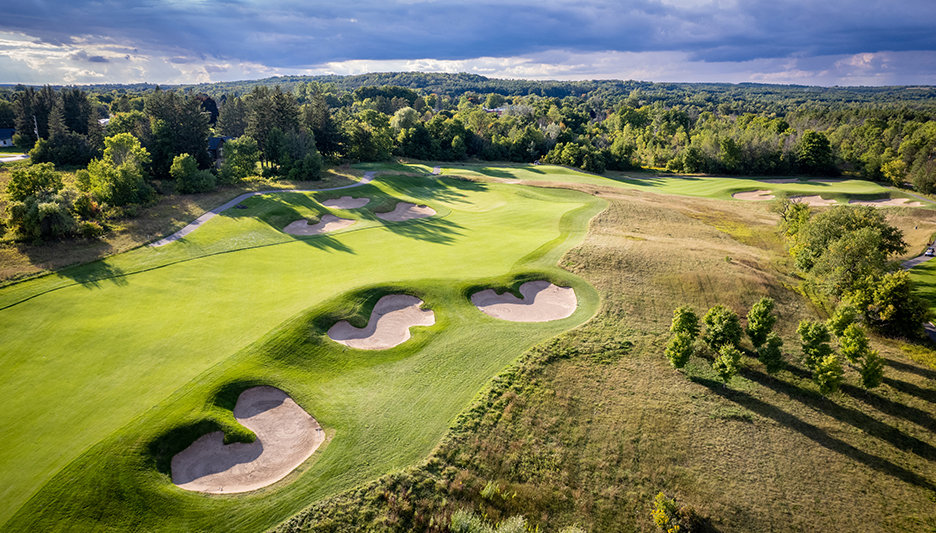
top-left (149, 172), bottom-right (378, 247)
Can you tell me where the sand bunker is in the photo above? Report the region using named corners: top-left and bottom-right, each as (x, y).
top-left (322, 196), bottom-right (370, 209)
top-left (471, 281), bottom-right (577, 322)
top-left (171, 386), bottom-right (324, 494)
top-left (328, 295), bottom-right (435, 350)
top-left (375, 202), bottom-right (436, 222)
top-left (283, 214), bottom-right (356, 235)
top-left (733, 190), bottom-right (775, 201)
top-left (790, 195), bottom-right (838, 206)
top-left (849, 198), bottom-right (924, 207)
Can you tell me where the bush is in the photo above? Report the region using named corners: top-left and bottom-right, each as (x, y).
top-left (171, 153), bottom-right (217, 194)
top-left (758, 332), bottom-right (785, 374)
top-left (797, 320), bottom-right (833, 371)
top-left (859, 350), bottom-right (885, 390)
top-left (745, 297), bottom-right (777, 348)
top-left (813, 354), bottom-right (844, 396)
top-left (712, 344), bottom-right (742, 386)
top-left (665, 332), bottom-right (694, 369)
top-left (702, 304), bottom-right (743, 351)
top-left (670, 306), bottom-right (700, 337)
top-left (77, 220), bottom-right (106, 238)
top-left (826, 303), bottom-right (858, 337)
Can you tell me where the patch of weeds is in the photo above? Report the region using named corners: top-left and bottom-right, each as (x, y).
top-left (708, 406), bottom-right (755, 422)
top-left (900, 342), bottom-right (936, 370)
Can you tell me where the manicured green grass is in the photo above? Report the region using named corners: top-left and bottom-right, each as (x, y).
top-left (909, 259), bottom-right (936, 314)
top-left (439, 163), bottom-right (934, 206)
top-left (0, 173), bottom-right (604, 530)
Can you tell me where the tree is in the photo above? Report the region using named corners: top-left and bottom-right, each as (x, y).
top-left (826, 303), bottom-right (858, 337)
top-left (746, 297), bottom-right (777, 349)
top-left (852, 270), bottom-right (933, 338)
top-left (145, 90), bottom-right (211, 177)
top-left (218, 135), bottom-right (260, 184)
top-left (84, 133), bottom-right (154, 206)
top-left (5, 162), bottom-right (63, 202)
top-left (813, 354), bottom-right (844, 396)
top-left (170, 153), bottom-right (216, 194)
top-left (839, 324), bottom-right (871, 365)
top-left (796, 129), bottom-right (835, 175)
top-left (665, 332), bottom-right (694, 369)
top-left (859, 350), bottom-right (885, 390)
top-left (702, 304), bottom-right (743, 351)
top-left (670, 305), bottom-right (700, 337)
top-left (713, 344), bottom-right (742, 386)
top-left (758, 332), bottom-right (785, 374)
top-left (797, 320), bottom-right (833, 371)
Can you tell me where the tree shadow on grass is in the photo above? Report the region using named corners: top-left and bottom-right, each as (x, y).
top-left (886, 356), bottom-right (936, 381)
top-left (55, 260), bottom-right (129, 289)
top-left (691, 375), bottom-right (936, 492)
top-left (379, 175), bottom-right (489, 208)
top-left (740, 366), bottom-right (936, 463)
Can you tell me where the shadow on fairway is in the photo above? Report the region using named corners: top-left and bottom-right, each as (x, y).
top-left (379, 175), bottom-right (489, 207)
top-left (55, 260), bottom-right (129, 289)
top-left (691, 375), bottom-right (936, 493)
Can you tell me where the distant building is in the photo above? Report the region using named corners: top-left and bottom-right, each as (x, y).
top-left (0, 128), bottom-right (14, 147)
top-left (208, 136), bottom-right (232, 169)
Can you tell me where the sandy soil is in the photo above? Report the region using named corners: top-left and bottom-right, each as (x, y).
top-left (733, 190), bottom-right (775, 201)
top-left (171, 386), bottom-right (324, 494)
top-left (790, 195), bottom-right (838, 206)
top-left (471, 281), bottom-right (577, 322)
top-left (849, 198), bottom-right (924, 207)
top-left (327, 295), bottom-right (435, 350)
top-left (283, 214), bottom-right (356, 235)
top-left (375, 202), bottom-right (436, 222)
top-left (322, 196), bottom-right (370, 209)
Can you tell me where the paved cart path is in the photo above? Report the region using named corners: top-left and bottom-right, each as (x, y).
top-left (149, 172), bottom-right (378, 247)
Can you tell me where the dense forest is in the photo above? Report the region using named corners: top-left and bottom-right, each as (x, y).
top-left (2, 73), bottom-right (936, 242)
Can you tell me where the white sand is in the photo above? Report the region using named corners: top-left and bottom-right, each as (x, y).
top-left (375, 202), bottom-right (436, 221)
top-left (171, 386), bottom-right (324, 494)
top-left (471, 281), bottom-right (577, 322)
top-left (790, 195), bottom-right (838, 206)
top-left (327, 295), bottom-right (435, 350)
top-left (283, 214), bottom-right (356, 235)
top-left (733, 190), bottom-right (775, 201)
top-left (322, 196), bottom-right (370, 209)
top-left (849, 198), bottom-right (924, 207)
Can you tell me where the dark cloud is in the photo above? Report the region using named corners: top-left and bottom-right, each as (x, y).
top-left (204, 65), bottom-right (227, 73)
top-left (3, 0), bottom-right (936, 75)
top-left (70, 50), bottom-right (109, 63)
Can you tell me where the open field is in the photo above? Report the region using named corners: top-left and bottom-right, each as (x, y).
top-left (3, 162), bottom-right (936, 532)
top-left (0, 171), bottom-right (602, 530)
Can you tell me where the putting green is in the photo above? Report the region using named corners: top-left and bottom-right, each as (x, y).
top-left (0, 173), bottom-right (604, 531)
top-left (439, 163), bottom-right (935, 206)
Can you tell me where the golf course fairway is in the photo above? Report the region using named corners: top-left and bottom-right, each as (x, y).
top-left (0, 171), bottom-right (603, 532)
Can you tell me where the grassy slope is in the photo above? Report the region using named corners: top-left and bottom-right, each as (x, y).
top-left (0, 173), bottom-right (603, 530)
top-left (271, 165), bottom-right (936, 533)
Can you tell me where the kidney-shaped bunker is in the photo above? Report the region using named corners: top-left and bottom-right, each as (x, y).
top-left (471, 281), bottom-right (577, 322)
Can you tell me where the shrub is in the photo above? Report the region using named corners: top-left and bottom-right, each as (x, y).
top-left (713, 344), bottom-right (742, 386)
top-left (813, 354), bottom-right (844, 396)
top-left (826, 303), bottom-right (858, 337)
top-left (171, 153), bottom-right (217, 194)
top-left (758, 332), bottom-right (785, 374)
top-left (839, 324), bottom-right (871, 365)
top-left (665, 332), bottom-right (694, 369)
top-left (797, 320), bottom-right (833, 371)
top-left (859, 350), bottom-right (885, 390)
top-left (77, 220), bottom-right (106, 238)
top-left (670, 306), bottom-right (700, 337)
top-left (702, 304), bottom-right (743, 351)
top-left (745, 297), bottom-right (776, 348)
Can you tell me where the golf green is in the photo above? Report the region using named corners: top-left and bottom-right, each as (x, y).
top-left (0, 173), bottom-right (604, 531)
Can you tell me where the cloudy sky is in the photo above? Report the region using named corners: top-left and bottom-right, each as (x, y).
top-left (2, 0), bottom-right (936, 86)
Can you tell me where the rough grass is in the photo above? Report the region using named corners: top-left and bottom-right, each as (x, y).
top-left (0, 172), bottom-right (603, 530)
top-left (270, 168), bottom-right (936, 533)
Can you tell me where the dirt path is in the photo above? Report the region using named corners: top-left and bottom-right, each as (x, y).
top-left (149, 171), bottom-right (378, 247)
